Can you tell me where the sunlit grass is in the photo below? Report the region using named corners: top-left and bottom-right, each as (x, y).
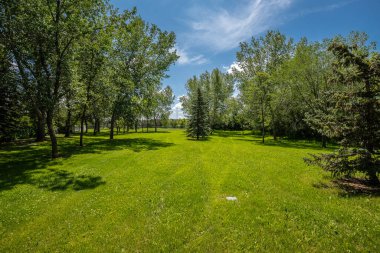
top-left (0, 129), bottom-right (379, 252)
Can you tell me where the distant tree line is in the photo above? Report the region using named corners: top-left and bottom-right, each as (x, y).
top-left (0, 0), bottom-right (177, 157)
top-left (184, 31), bottom-right (379, 184)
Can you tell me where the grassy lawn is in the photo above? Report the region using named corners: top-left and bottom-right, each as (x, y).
top-left (0, 129), bottom-right (379, 252)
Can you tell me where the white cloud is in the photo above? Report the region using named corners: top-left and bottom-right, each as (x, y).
top-left (170, 96), bottom-right (186, 119)
top-left (185, 0), bottom-right (293, 52)
top-left (175, 47), bottom-right (208, 65)
top-left (223, 62), bottom-right (243, 74)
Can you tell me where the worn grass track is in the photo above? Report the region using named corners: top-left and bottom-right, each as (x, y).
top-left (0, 129), bottom-right (379, 252)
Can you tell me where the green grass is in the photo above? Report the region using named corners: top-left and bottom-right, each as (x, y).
top-left (0, 129), bottom-right (379, 252)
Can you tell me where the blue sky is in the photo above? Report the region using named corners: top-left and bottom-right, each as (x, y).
top-left (110, 0), bottom-right (380, 118)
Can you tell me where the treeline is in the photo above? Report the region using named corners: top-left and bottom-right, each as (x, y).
top-left (184, 31), bottom-right (379, 183)
top-left (0, 0), bottom-right (178, 157)
top-left (184, 31), bottom-right (379, 143)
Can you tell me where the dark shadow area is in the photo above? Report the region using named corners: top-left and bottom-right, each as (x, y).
top-left (312, 178), bottom-right (380, 197)
top-left (212, 131), bottom-right (250, 138)
top-left (186, 137), bottom-right (210, 142)
top-left (60, 138), bottom-right (174, 156)
top-left (0, 137), bottom-right (173, 191)
top-left (28, 169), bottom-right (105, 191)
top-left (237, 138), bottom-right (335, 151)
top-left (134, 130), bottom-right (171, 134)
top-left (334, 178), bottom-right (380, 197)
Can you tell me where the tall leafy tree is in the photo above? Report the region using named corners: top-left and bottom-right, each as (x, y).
top-left (235, 30), bottom-right (293, 141)
top-left (272, 38), bottom-right (333, 145)
top-left (209, 69), bottom-right (234, 130)
top-left (1, 0), bottom-right (107, 157)
top-left (109, 13), bottom-right (178, 139)
top-left (76, 9), bottom-right (112, 146)
top-left (0, 43), bottom-right (22, 141)
top-left (151, 86), bottom-right (175, 132)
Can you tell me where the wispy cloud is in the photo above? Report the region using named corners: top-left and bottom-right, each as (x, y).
top-left (185, 0), bottom-right (293, 52)
top-left (184, 0), bottom-right (355, 52)
top-left (175, 47), bottom-right (208, 65)
top-left (288, 0), bottom-right (357, 19)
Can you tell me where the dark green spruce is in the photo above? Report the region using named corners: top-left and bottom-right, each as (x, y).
top-left (305, 35), bottom-right (380, 185)
top-left (187, 87), bottom-right (210, 140)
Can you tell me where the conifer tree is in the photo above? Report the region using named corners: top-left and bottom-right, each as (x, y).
top-left (187, 87), bottom-right (210, 140)
top-left (306, 33), bottom-right (380, 185)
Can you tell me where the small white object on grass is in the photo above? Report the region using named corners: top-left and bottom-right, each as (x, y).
top-left (226, 196), bottom-right (237, 201)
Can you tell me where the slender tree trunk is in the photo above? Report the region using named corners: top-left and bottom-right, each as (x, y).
top-left (154, 117), bottom-right (157, 132)
top-left (146, 119), bottom-right (149, 132)
top-left (261, 106), bottom-right (265, 143)
top-left (65, 108), bottom-right (71, 137)
top-left (321, 135), bottom-right (327, 148)
top-left (110, 110), bottom-right (115, 140)
top-left (80, 107), bottom-right (86, 146)
top-left (93, 118), bottom-right (98, 135)
top-left (135, 121), bottom-right (138, 132)
top-left (46, 110), bottom-right (58, 158)
top-left (85, 119), bottom-right (88, 133)
top-left (97, 120), bottom-right (100, 133)
top-left (35, 108), bottom-right (46, 142)
top-left (127, 125), bottom-right (129, 133)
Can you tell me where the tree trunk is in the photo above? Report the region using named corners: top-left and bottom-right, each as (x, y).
top-left (97, 120), bottom-right (100, 133)
top-left (46, 110), bottom-right (58, 158)
top-left (135, 121), bottom-right (138, 132)
top-left (273, 126), bottom-right (277, 141)
top-left (35, 108), bottom-right (46, 142)
top-left (146, 119), bottom-right (149, 132)
top-left (80, 108), bottom-right (85, 146)
top-left (322, 135), bottom-right (327, 148)
top-left (261, 106), bottom-right (265, 143)
top-left (368, 170), bottom-right (380, 185)
top-left (65, 108), bottom-right (71, 137)
top-left (110, 110), bottom-right (115, 140)
top-left (93, 118), bottom-right (98, 135)
top-left (154, 117), bottom-right (157, 132)
top-left (85, 119), bottom-right (88, 133)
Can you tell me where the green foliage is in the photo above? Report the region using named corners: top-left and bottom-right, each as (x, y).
top-left (236, 30), bottom-right (294, 141)
top-left (187, 87), bottom-right (210, 140)
top-left (305, 32), bottom-right (380, 184)
top-left (182, 68), bottom-right (234, 131)
top-left (0, 1), bottom-right (178, 155)
top-left (0, 45), bottom-right (19, 141)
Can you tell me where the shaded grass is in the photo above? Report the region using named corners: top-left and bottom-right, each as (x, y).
top-left (0, 129), bottom-right (379, 252)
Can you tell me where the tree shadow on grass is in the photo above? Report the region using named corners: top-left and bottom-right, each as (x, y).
top-left (0, 137), bottom-right (174, 191)
top-left (186, 138), bottom-right (210, 142)
top-left (0, 147), bottom-right (106, 191)
top-left (312, 178), bottom-right (380, 197)
top-left (236, 138), bottom-right (335, 151)
top-left (212, 131), bottom-right (250, 138)
top-left (30, 169), bottom-right (105, 191)
top-left (60, 138), bottom-right (175, 156)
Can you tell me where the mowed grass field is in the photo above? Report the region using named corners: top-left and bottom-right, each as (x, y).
top-left (0, 129), bottom-right (379, 252)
